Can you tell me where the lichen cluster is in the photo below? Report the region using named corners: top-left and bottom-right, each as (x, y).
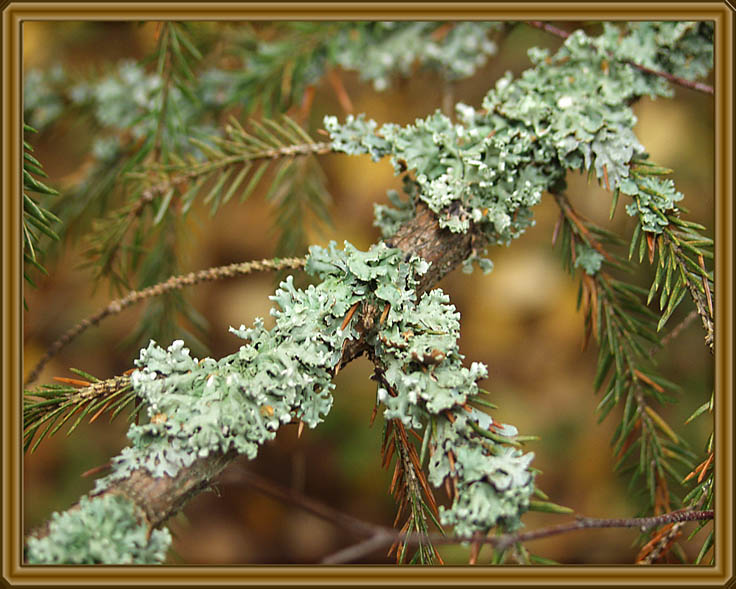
top-left (371, 288), bottom-right (535, 535)
top-left (85, 242), bottom-right (430, 490)
top-left (91, 243), bottom-right (413, 493)
top-left (326, 21), bottom-right (713, 273)
top-left (25, 20), bottom-right (713, 564)
top-left (78, 239), bottom-right (532, 555)
top-left (332, 22), bottom-right (503, 91)
top-left (25, 494), bottom-right (171, 564)
top-left (307, 243), bottom-right (537, 535)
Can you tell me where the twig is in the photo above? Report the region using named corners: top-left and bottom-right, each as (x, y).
top-left (322, 532), bottom-right (397, 564)
top-left (526, 20), bottom-right (570, 40)
top-left (649, 309), bottom-right (698, 357)
top-left (221, 465), bottom-right (379, 538)
top-left (321, 509), bottom-right (713, 564)
top-left (525, 21), bottom-right (714, 95)
top-left (24, 257), bottom-right (306, 387)
top-left (490, 510), bottom-right (713, 553)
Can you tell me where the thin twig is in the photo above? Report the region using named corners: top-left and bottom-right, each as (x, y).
top-left (491, 510), bottom-right (713, 553)
top-left (221, 465), bottom-right (379, 538)
top-left (24, 257), bottom-right (306, 387)
top-left (322, 532), bottom-right (397, 564)
top-left (526, 20), bottom-right (571, 40)
top-left (131, 140), bottom-right (334, 217)
top-left (525, 21), bottom-right (714, 95)
top-left (321, 509), bottom-right (713, 564)
top-left (649, 309), bottom-right (698, 357)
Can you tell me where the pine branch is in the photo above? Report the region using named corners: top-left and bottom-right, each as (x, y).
top-left (24, 257), bottom-right (305, 388)
top-left (624, 160), bottom-right (714, 351)
top-left (120, 132), bottom-right (330, 221)
top-left (77, 115), bottom-right (331, 352)
top-left (380, 418), bottom-right (443, 564)
top-left (24, 373), bottom-right (134, 453)
top-left (23, 124), bottom-right (60, 302)
top-left (86, 117), bottom-right (330, 282)
top-left (660, 228), bottom-right (714, 350)
top-left (552, 192), bottom-right (695, 518)
top-left (229, 23), bottom-right (338, 117)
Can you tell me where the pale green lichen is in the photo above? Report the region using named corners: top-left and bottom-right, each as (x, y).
top-left (326, 21), bottom-right (712, 266)
top-left (91, 241), bottom-right (430, 494)
top-left (81, 239), bottom-right (533, 546)
top-left (373, 178), bottom-right (417, 239)
top-left (574, 243), bottom-right (605, 275)
top-left (332, 22), bottom-right (503, 91)
top-left (27, 22), bottom-right (713, 560)
top-left (370, 286), bottom-right (535, 534)
top-left (25, 494), bottom-right (171, 564)
top-left (324, 109), bottom-right (549, 246)
top-left (600, 21), bottom-right (713, 92)
top-left (621, 174), bottom-right (684, 233)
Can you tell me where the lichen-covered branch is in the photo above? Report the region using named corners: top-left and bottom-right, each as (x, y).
top-left (24, 20), bottom-right (714, 566)
top-left (25, 202), bottom-right (489, 563)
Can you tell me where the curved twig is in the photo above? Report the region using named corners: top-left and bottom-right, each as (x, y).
top-left (24, 256), bottom-right (306, 387)
top-left (321, 509), bottom-right (714, 564)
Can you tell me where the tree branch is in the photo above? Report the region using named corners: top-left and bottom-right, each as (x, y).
top-left (27, 202), bottom-right (476, 544)
top-left (491, 510), bottom-right (713, 553)
top-left (221, 465), bottom-right (379, 538)
top-left (24, 257), bottom-right (306, 387)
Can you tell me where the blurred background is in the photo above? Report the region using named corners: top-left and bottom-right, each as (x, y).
top-left (22, 21), bottom-right (714, 564)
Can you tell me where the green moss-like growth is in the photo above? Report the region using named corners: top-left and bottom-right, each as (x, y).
top-left (326, 22), bottom-right (713, 274)
top-left (84, 239), bottom-right (534, 543)
top-left (91, 241), bottom-right (430, 493)
top-left (371, 287), bottom-right (535, 535)
top-left (25, 494), bottom-right (171, 564)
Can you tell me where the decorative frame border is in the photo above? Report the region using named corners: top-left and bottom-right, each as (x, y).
top-left (3, 2), bottom-right (733, 586)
